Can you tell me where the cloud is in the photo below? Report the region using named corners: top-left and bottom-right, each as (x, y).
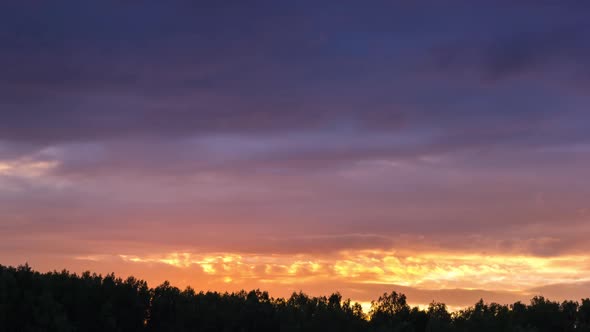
top-left (527, 281), bottom-right (590, 301)
top-left (429, 17), bottom-right (590, 82)
top-left (0, 158), bottom-right (58, 178)
top-left (1, 1), bottom-right (590, 306)
top-left (1, 1), bottom-right (589, 148)
top-left (1, 138), bottom-right (589, 261)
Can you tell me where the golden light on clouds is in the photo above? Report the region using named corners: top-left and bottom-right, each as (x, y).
top-left (0, 159), bottom-right (58, 178)
top-left (111, 250), bottom-right (590, 296)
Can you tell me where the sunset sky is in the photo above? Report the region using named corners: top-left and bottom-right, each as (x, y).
top-left (1, 1), bottom-right (590, 309)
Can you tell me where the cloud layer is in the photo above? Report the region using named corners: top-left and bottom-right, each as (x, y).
top-left (1, 1), bottom-right (590, 307)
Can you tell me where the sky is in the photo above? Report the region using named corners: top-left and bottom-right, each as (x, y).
top-left (1, 1), bottom-right (590, 309)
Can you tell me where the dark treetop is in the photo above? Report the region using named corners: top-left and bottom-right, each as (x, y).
top-left (1, 264), bottom-right (589, 332)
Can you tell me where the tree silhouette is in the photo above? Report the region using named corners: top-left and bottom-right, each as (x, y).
top-left (1, 264), bottom-right (589, 332)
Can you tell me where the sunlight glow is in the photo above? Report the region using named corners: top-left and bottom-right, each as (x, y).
top-left (115, 250), bottom-right (590, 293)
top-left (0, 160), bottom-right (58, 178)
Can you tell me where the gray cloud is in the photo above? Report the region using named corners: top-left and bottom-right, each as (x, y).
top-left (1, 1), bottom-right (590, 285)
top-left (1, 1), bottom-right (589, 148)
top-left (429, 19), bottom-right (590, 82)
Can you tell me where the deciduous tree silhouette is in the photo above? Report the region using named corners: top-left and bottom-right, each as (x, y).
top-left (1, 264), bottom-right (589, 332)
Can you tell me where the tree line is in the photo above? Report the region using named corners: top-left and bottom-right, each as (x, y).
top-left (1, 264), bottom-right (589, 332)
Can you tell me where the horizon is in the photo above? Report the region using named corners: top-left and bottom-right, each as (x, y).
top-left (1, 1), bottom-right (589, 310)
top-left (4, 262), bottom-right (590, 316)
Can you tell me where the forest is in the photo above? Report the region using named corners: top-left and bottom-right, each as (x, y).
top-left (1, 264), bottom-right (589, 332)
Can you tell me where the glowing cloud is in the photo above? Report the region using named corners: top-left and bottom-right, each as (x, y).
top-left (0, 159), bottom-right (58, 178)
top-left (112, 250), bottom-right (590, 300)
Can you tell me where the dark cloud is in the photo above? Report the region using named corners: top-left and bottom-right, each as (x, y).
top-left (430, 18), bottom-right (590, 81)
top-left (1, 1), bottom-right (589, 148)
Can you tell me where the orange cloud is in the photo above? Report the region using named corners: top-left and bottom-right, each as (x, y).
top-left (64, 249), bottom-right (587, 308)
